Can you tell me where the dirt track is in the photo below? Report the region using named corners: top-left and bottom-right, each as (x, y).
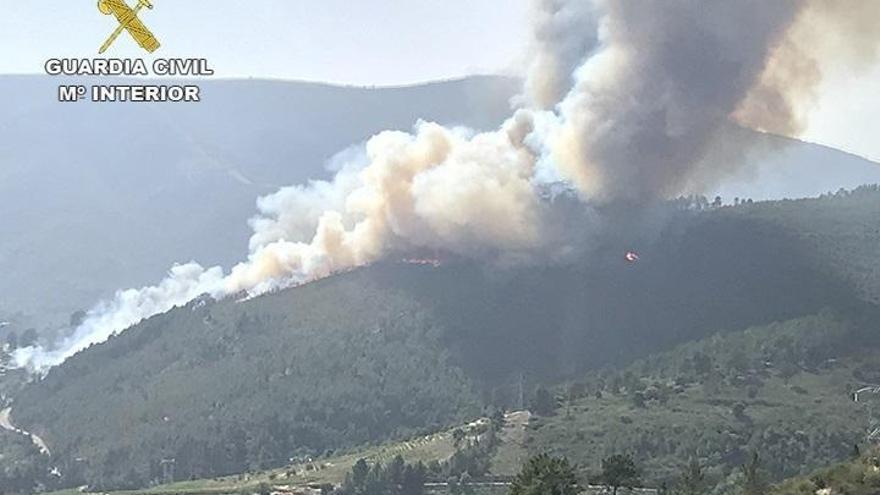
top-left (0, 407), bottom-right (50, 455)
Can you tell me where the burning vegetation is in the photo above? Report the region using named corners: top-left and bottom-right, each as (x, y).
top-left (15, 0), bottom-right (880, 371)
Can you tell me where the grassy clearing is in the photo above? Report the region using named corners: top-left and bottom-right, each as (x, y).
top-left (46, 412), bottom-right (533, 495)
top-left (49, 419), bottom-right (463, 495)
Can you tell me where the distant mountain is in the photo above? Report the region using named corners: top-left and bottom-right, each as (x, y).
top-left (0, 75), bottom-right (519, 328)
top-left (1, 74), bottom-right (877, 332)
top-left (707, 125), bottom-right (880, 201)
top-left (11, 188), bottom-right (880, 490)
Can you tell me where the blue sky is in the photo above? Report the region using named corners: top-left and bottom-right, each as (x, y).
top-left (0, 0), bottom-right (530, 85)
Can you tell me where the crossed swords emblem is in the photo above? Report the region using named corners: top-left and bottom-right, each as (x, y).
top-left (98, 0), bottom-right (161, 54)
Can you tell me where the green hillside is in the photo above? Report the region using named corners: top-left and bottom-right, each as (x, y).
top-left (0, 429), bottom-right (50, 493)
top-left (527, 307), bottom-right (880, 488)
top-left (719, 185), bottom-right (880, 303)
top-left (0, 75), bottom-right (521, 329)
top-left (773, 447), bottom-right (880, 495)
top-left (13, 272), bottom-right (481, 489)
top-left (9, 187), bottom-right (880, 491)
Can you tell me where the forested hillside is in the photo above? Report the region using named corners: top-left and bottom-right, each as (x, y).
top-left (12, 273), bottom-right (481, 489)
top-left (1, 74), bottom-right (877, 334)
top-left (721, 185), bottom-right (880, 303)
top-left (10, 187), bottom-right (880, 491)
top-left (528, 306), bottom-right (880, 488)
top-left (773, 446), bottom-right (880, 495)
top-left (0, 75), bottom-right (519, 329)
top-left (0, 430), bottom-right (50, 493)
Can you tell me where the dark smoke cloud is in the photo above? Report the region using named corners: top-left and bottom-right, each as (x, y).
top-left (548, 0), bottom-right (806, 202)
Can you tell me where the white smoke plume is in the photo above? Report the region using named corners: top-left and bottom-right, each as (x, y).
top-left (14, 0), bottom-right (880, 370)
top-left (13, 264), bottom-right (225, 368)
top-left (17, 113), bottom-right (561, 370)
top-left (223, 112), bottom-right (552, 295)
top-left (523, 0), bottom-right (599, 109)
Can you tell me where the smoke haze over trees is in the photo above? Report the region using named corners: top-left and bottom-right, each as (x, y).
top-left (9, 0), bottom-right (880, 370)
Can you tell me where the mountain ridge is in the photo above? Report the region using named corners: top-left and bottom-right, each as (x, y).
top-left (2, 75), bottom-right (878, 333)
top-left (8, 188), bottom-right (880, 490)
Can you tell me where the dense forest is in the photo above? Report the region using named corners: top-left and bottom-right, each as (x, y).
top-left (12, 281), bottom-right (482, 490)
top-left (6, 186), bottom-right (880, 491)
top-left (0, 430), bottom-right (51, 493)
top-left (528, 306), bottom-right (880, 487)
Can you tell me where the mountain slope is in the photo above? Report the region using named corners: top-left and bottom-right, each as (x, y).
top-left (528, 308), bottom-right (879, 486)
top-left (2, 75), bottom-right (878, 333)
top-left (13, 270), bottom-right (481, 489)
top-left (773, 447), bottom-right (880, 495)
top-left (719, 185), bottom-right (880, 303)
top-left (0, 75), bottom-right (519, 329)
top-left (10, 189), bottom-right (880, 490)
top-left (707, 125), bottom-right (880, 202)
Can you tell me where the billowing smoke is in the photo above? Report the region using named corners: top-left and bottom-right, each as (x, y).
top-left (548, 1), bottom-right (805, 201)
top-left (537, 0), bottom-right (880, 200)
top-left (17, 114), bottom-right (569, 370)
top-left (735, 1), bottom-right (880, 136)
top-left (223, 113), bottom-right (554, 295)
top-left (14, 0), bottom-right (880, 370)
top-left (523, 0), bottom-right (599, 109)
top-left (13, 264), bottom-right (225, 367)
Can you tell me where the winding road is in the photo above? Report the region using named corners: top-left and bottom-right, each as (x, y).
top-left (0, 407), bottom-right (50, 455)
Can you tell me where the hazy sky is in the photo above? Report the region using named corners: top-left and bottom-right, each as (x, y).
top-left (1, 0), bottom-right (878, 161)
top-left (800, 63), bottom-right (880, 162)
top-left (0, 0), bottom-right (530, 85)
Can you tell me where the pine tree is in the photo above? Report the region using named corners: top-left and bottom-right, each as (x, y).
top-left (599, 454), bottom-right (640, 495)
top-left (509, 454), bottom-right (581, 495)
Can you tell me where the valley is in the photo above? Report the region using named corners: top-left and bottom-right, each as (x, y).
top-left (3, 187), bottom-right (879, 493)
top-left (5, 2), bottom-right (880, 494)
